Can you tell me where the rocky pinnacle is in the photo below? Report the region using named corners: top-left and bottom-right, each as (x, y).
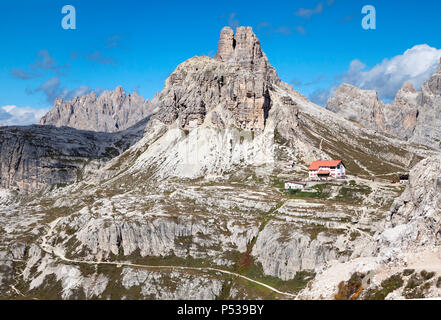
top-left (214, 26), bottom-right (279, 83)
top-left (153, 26), bottom-right (279, 131)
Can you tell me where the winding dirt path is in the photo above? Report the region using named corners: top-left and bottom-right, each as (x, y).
top-left (38, 217), bottom-right (298, 299)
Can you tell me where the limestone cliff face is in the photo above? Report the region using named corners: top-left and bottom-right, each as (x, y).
top-left (154, 27), bottom-right (278, 131)
top-left (39, 86), bottom-right (154, 133)
top-left (384, 82), bottom-right (420, 140)
top-left (214, 26), bottom-right (279, 83)
top-left (326, 83), bottom-right (386, 131)
top-left (0, 121), bottom-right (146, 192)
top-left (409, 59), bottom-right (441, 148)
top-left (382, 155), bottom-right (441, 250)
top-left (327, 59), bottom-right (441, 149)
top-left (424, 58), bottom-right (441, 97)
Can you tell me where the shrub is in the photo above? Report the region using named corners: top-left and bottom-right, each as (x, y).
top-left (405, 274), bottom-right (423, 290)
top-left (403, 287), bottom-right (425, 299)
top-left (349, 231), bottom-right (360, 241)
top-left (381, 274), bottom-right (404, 291)
top-left (403, 269), bottom-right (415, 276)
top-left (364, 273), bottom-right (404, 300)
top-left (420, 270), bottom-right (435, 281)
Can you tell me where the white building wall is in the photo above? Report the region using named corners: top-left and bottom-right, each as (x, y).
top-left (285, 182), bottom-right (305, 190)
top-left (309, 164), bottom-right (346, 179)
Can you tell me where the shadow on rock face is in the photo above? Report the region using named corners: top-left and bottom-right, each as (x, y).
top-left (435, 177), bottom-right (441, 209)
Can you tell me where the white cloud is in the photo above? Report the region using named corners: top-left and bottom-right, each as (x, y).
top-left (309, 88), bottom-right (331, 106)
top-left (295, 3), bottom-right (324, 19)
top-left (340, 44), bottom-right (441, 100)
top-left (228, 13), bottom-right (240, 29)
top-left (31, 77), bottom-right (91, 104)
top-left (0, 105), bottom-right (49, 127)
top-left (309, 44), bottom-right (441, 105)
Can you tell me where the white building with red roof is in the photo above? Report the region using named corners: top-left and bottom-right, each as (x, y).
top-left (308, 160), bottom-right (346, 180)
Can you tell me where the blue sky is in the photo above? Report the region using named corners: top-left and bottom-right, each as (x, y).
top-left (1, 0), bottom-right (441, 125)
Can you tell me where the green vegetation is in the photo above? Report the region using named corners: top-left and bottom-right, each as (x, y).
top-left (241, 259), bottom-right (315, 294)
top-left (405, 274), bottom-right (424, 290)
top-left (365, 273), bottom-right (404, 300)
top-left (420, 270), bottom-right (435, 281)
top-left (301, 224), bottom-right (345, 241)
top-left (286, 184), bottom-right (331, 200)
top-left (335, 183), bottom-right (372, 204)
top-left (403, 269), bottom-right (415, 276)
top-left (281, 181), bottom-right (375, 206)
top-left (402, 273), bottom-right (428, 299)
top-left (349, 231), bottom-right (361, 241)
top-left (216, 278), bottom-right (234, 300)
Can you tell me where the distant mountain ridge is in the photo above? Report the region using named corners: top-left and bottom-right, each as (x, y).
top-left (326, 58), bottom-right (441, 149)
top-left (39, 86), bottom-right (155, 133)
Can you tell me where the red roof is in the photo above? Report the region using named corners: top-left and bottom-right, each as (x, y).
top-left (308, 160), bottom-right (342, 171)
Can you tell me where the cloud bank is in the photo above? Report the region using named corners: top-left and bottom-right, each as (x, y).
top-left (32, 77), bottom-right (91, 104)
top-left (341, 44), bottom-right (441, 100)
top-left (295, 2), bottom-right (324, 19)
top-left (0, 105), bottom-right (49, 126)
top-left (10, 50), bottom-right (70, 80)
top-left (309, 44), bottom-right (441, 105)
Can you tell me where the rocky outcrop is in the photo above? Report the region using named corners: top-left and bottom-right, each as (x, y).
top-left (49, 206), bottom-right (259, 264)
top-left (326, 82), bottom-right (421, 140)
top-left (121, 268), bottom-right (223, 300)
top-left (327, 59), bottom-right (441, 149)
top-left (409, 60), bottom-right (441, 148)
top-left (214, 26), bottom-right (279, 83)
top-left (251, 223), bottom-right (340, 281)
top-left (0, 121), bottom-right (147, 192)
top-left (214, 27), bottom-right (235, 62)
top-left (382, 155), bottom-right (441, 250)
top-left (384, 82), bottom-right (420, 140)
top-left (424, 58), bottom-right (441, 96)
top-left (326, 83), bottom-right (386, 130)
top-left (154, 27), bottom-right (278, 131)
top-left (40, 86), bottom-right (154, 133)
top-left (121, 26), bottom-right (434, 182)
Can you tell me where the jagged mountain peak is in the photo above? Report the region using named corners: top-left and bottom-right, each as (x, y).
top-left (399, 82), bottom-right (417, 94)
top-left (214, 26), bottom-right (279, 83)
top-left (214, 26), bottom-right (264, 64)
top-left (152, 26), bottom-right (282, 131)
top-left (326, 56), bottom-right (441, 149)
top-left (326, 82), bottom-right (385, 129)
top-left (334, 83), bottom-right (379, 97)
top-left (422, 57), bottom-right (441, 96)
top-left (39, 86), bottom-right (154, 133)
